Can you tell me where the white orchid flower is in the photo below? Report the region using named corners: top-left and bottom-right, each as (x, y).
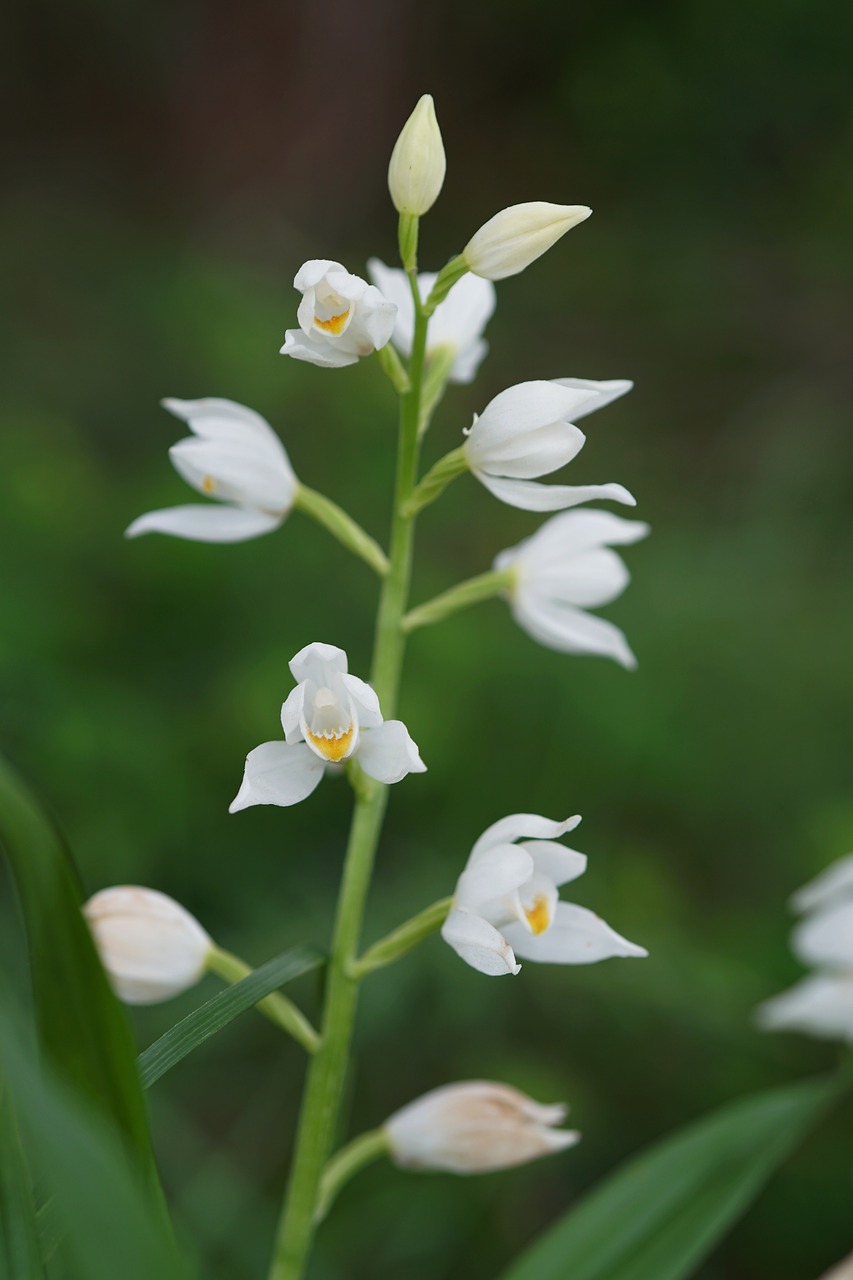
top-left (126, 398), bottom-right (297, 543)
top-left (367, 258), bottom-right (496, 385)
top-left (230, 642), bottom-right (425, 811)
top-left (441, 813), bottom-right (647, 977)
top-left (84, 886), bottom-right (212, 1004)
top-left (463, 378), bottom-right (635, 511)
top-left (280, 261), bottom-right (397, 369)
top-left (494, 509), bottom-right (649, 668)
top-left (385, 1080), bottom-right (579, 1173)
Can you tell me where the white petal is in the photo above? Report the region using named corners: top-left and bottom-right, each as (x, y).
top-left (169, 438), bottom-right (294, 513)
top-left (440, 909), bottom-right (520, 976)
top-left (512, 510), bottom-right (651, 564)
top-left (551, 378), bottom-right (633, 420)
top-left (527, 547), bottom-right (632, 609)
top-left (229, 741), bottom-right (325, 811)
top-left (366, 258), bottom-right (415, 354)
top-left (791, 900), bottom-right (853, 970)
top-left (790, 853), bottom-right (853, 914)
top-left (339, 673), bottom-right (383, 728)
top-left (289, 642), bottom-right (349, 687)
top-left (356, 720), bottom-right (426, 784)
top-left (473, 381), bottom-right (586, 444)
top-left (756, 973), bottom-right (853, 1042)
top-left (428, 273), bottom-right (496, 355)
top-left (476, 473), bottom-right (636, 512)
top-left (357, 286), bottom-right (398, 351)
top-left (293, 259), bottom-right (347, 291)
top-left (125, 504), bottom-right (281, 543)
top-left (472, 814), bottom-right (581, 861)
top-left (162, 397), bottom-right (285, 453)
top-left (468, 422), bottom-right (586, 480)
top-left (455, 844), bottom-right (536, 915)
top-left (280, 328), bottom-right (359, 368)
top-left (512, 595), bottom-right (638, 669)
top-left (448, 338), bottom-right (489, 385)
top-left (521, 841), bottom-right (587, 887)
top-left (280, 683), bottom-right (306, 742)
top-left (505, 902), bottom-right (647, 964)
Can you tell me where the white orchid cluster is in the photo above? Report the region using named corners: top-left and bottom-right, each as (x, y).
top-left (88, 94), bottom-right (650, 1274)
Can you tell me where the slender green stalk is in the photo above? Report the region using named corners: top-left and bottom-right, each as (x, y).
top-left (349, 897), bottom-right (453, 981)
top-left (403, 567), bottom-right (515, 633)
top-left (403, 445), bottom-right (467, 516)
top-left (206, 948), bottom-right (320, 1055)
top-left (314, 1128), bottom-right (388, 1224)
top-left (267, 273), bottom-right (430, 1280)
top-left (293, 485), bottom-right (389, 577)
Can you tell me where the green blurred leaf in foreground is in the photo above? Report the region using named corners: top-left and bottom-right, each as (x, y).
top-left (0, 1086), bottom-right (46, 1279)
top-left (500, 1074), bottom-right (842, 1280)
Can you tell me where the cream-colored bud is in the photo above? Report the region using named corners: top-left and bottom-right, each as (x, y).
top-left (463, 202), bottom-right (591, 280)
top-left (84, 886), bottom-right (212, 1004)
top-left (388, 95), bottom-right (446, 216)
top-left (385, 1080), bottom-right (579, 1174)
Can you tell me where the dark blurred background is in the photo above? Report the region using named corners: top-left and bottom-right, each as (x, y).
top-left (3, 1), bottom-right (853, 1276)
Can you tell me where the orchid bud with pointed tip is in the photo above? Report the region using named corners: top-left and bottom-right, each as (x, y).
top-left (84, 886), bottom-right (212, 1004)
top-left (463, 202), bottom-right (592, 281)
top-left (388, 95), bottom-right (446, 217)
top-left (384, 1080), bottom-right (580, 1174)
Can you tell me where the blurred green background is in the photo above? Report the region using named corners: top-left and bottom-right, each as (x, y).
top-left (3, 0), bottom-right (853, 1276)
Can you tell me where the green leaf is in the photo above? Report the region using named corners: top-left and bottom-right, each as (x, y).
top-left (139, 945), bottom-right (324, 1089)
top-left (0, 1002), bottom-right (191, 1280)
top-left (0, 1088), bottom-right (46, 1278)
top-left (0, 755), bottom-right (160, 1183)
top-left (500, 1075), bottom-right (842, 1280)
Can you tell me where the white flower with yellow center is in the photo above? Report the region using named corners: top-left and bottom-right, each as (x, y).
top-left (280, 261), bottom-right (397, 369)
top-left (464, 378), bottom-right (635, 511)
top-left (441, 813), bottom-right (647, 977)
top-left (126, 398), bottom-right (297, 543)
top-left (495, 509), bottom-right (649, 668)
top-left (230, 642), bottom-right (425, 811)
top-left (367, 258), bottom-right (496, 385)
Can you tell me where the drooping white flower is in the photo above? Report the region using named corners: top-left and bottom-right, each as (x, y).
top-left (494, 509), bottom-right (649, 668)
top-left (463, 378), bottom-right (635, 511)
top-left (280, 261), bottom-right (397, 369)
top-left (230, 642), bottom-right (425, 811)
top-left (387, 94), bottom-right (446, 217)
top-left (441, 813), bottom-right (647, 977)
top-left (385, 1080), bottom-right (579, 1173)
top-left (84, 886), bottom-right (211, 1004)
top-left (463, 202), bottom-right (591, 281)
top-left (126, 398), bottom-right (297, 543)
top-left (367, 258), bottom-right (496, 385)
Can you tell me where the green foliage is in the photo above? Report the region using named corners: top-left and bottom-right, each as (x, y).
top-left (0, 1088), bottom-right (46, 1279)
top-left (499, 1075), bottom-right (842, 1280)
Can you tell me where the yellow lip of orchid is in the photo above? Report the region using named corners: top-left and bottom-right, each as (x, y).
top-left (305, 723), bottom-right (355, 763)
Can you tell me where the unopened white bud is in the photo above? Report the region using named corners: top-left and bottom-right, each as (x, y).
top-left (384, 1080), bottom-right (579, 1174)
top-left (84, 886), bottom-right (212, 1004)
top-left (388, 94), bottom-right (446, 217)
top-left (463, 202), bottom-right (591, 281)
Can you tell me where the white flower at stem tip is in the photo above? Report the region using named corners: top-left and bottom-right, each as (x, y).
top-left (367, 259), bottom-right (496, 385)
top-left (464, 202), bottom-right (592, 281)
top-left (464, 378), bottom-right (635, 511)
top-left (494, 509), bottom-right (649, 668)
top-left (385, 1080), bottom-right (579, 1173)
top-left (387, 94), bottom-right (446, 217)
top-left (126, 398), bottom-right (297, 543)
top-left (84, 886), bottom-right (212, 1004)
top-left (230, 642), bottom-right (425, 812)
top-left (441, 813), bottom-right (647, 977)
top-left (281, 261), bottom-right (397, 368)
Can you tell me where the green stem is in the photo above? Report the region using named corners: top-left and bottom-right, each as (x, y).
top-left (403, 567), bottom-right (515, 634)
top-left (206, 948), bottom-right (320, 1055)
top-left (294, 485), bottom-right (389, 578)
top-left (314, 1129), bottom-right (388, 1224)
top-left (403, 445), bottom-right (467, 517)
top-left (349, 898), bottom-right (453, 981)
top-left (267, 272), bottom-right (429, 1280)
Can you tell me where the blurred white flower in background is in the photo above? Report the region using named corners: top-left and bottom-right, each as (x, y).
top-left (85, 886), bottom-right (211, 1004)
top-left (281, 261), bottom-right (397, 368)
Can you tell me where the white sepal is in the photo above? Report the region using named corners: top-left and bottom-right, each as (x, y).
top-left (387, 94), bottom-right (446, 216)
top-left (463, 202), bottom-right (591, 281)
top-left (756, 973), bottom-right (853, 1042)
top-left (791, 900), bottom-right (853, 970)
top-left (281, 261), bottom-right (396, 368)
top-left (790, 853), bottom-right (853, 914)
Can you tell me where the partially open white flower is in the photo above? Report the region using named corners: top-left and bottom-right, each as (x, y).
top-left (463, 378), bottom-right (635, 511)
top-left (367, 259), bottom-right (496, 385)
top-left (230, 642), bottom-right (425, 811)
top-left (387, 94), bottom-right (446, 217)
top-left (84, 886), bottom-right (212, 1004)
top-left (494, 509), bottom-right (649, 668)
top-left (385, 1080), bottom-right (579, 1173)
top-left (126, 398), bottom-right (297, 543)
top-left (441, 813), bottom-right (647, 977)
top-left (280, 261), bottom-right (397, 369)
top-left (464, 202), bottom-right (591, 281)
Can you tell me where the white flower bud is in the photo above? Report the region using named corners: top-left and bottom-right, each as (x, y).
top-left (463, 202), bottom-right (592, 281)
top-left (387, 94), bottom-right (446, 216)
top-left (84, 886), bottom-right (212, 1005)
top-left (385, 1080), bottom-right (579, 1174)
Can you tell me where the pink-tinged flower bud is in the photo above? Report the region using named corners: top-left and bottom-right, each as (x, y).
top-left (388, 94), bottom-right (446, 217)
top-left (464, 202), bottom-right (591, 281)
top-left (385, 1080), bottom-right (579, 1174)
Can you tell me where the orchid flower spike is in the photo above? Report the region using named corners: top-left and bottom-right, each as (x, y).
top-left (230, 642), bottom-right (425, 811)
top-left (367, 259), bottom-right (496, 385)
top-left (385, 1080), bottom-right (579, 1174)
top-left (464, 378), bottom-right (635, 511)
top-left (126, 398), bottom-right (297, 543)
top-left (463, 202), bottom-right (591, 281)
top-left (281, 261), bottom-right (397, 368)
top-left (84, 886), bottom-right (212, 1004)
top-left (494, 509), bottom-right (649, 668)
top-left (441, 813), bottom-right (647, 977)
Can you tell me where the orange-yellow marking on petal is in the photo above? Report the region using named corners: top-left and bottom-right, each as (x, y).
top-left (305, 724), bottom-right (355, 762)
top-left (313, 309), bottom-right (350, 335)
top-left (202, 475), bottom-right (216, 494)
top-left (525, 895), bottom-right (551, 936)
